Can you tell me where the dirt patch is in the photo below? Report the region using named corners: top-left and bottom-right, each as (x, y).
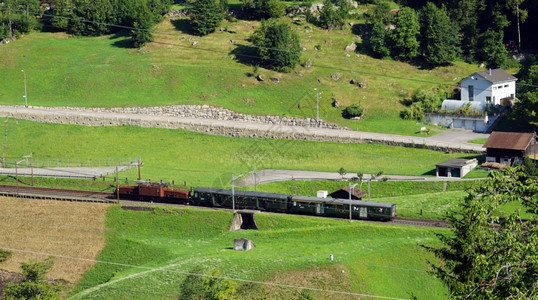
top-left (0, 197), bottom-right (110, 283)
top-left (253, 264), bottom-right (355, 299)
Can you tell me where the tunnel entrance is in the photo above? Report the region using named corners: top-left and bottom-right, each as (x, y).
top-left (229, 210), bottom-right (259, 231)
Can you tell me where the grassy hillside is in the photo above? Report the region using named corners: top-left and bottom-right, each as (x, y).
top-left (0, 14), bottom-right (482, 135)
top-left (2, 119), bottom-right (481, 188)
top-left (70, 205), bottom-right (448, 299)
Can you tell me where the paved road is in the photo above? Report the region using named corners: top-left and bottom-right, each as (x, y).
top-left (0, 105), bottom-right (487, 152)
top-left (0, 166), bottom-right (135, 179)
top-left (236, 169), bottom-right (480, 186)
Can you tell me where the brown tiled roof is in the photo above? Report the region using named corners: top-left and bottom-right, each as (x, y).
top-left (483, 132), bottom-right (535, 150)
top-left (475, 69), bottom-right (517, 83)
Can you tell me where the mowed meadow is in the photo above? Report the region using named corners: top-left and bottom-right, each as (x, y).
top-left (0, 14), bottom-right (481, 135)
top-left (2, 119), bottom-right (480, 188)
top-left (67, 205), bottom-right (448, 299)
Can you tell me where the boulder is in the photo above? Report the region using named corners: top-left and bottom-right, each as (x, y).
top-left (332, 98), bottom-right (341, 108)
top-left (305, 59), bottom-right (313, 68)
top-left (256, 75), bottom-right (264, 81)
top-left (331, 73), bottom-right (342, 81)
top-left (345, 42), bottom-right (357, 52)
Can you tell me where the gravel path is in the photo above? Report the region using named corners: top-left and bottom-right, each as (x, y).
top-left (236, 169), bottom-right (481, 186)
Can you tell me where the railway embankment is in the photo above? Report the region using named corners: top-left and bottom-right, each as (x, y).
top-left (0, 105), bottom-right (485, 153)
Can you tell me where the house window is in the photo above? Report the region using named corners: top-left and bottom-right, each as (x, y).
top-left (468, 85), bottom-right (474, 101)
top-left (504, 84), bottom-right (508, 88)
top-left (493, 86), bottom-right (497, 90)
top-left (486, 96), bottom-right (491, 103)
top-left (498, 85), bottom-right (502, 89)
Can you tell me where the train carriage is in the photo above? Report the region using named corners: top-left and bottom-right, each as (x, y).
top-left (192, 188), bottom-right (289, 211)
top-left (120, 184), bottom-right (396, 222)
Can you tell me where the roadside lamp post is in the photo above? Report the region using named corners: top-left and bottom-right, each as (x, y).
top-left (21, 70), bottom-right (27, 108)
top-left (22, 153), bottom-right (33, 186)
top-left (348, 182), bottom-right (358, 222)
top-left (314, 88), bottom-right (321, 126)
top-left (15, 159), bottom-right (25, 197)
top-left (231, 174), bottom-right (243, 212)
top-left (249, 165), bottom-right (257, 192)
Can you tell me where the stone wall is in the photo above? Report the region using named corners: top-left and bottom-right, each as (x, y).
top-left (45, 105), bottom-right (345, 130)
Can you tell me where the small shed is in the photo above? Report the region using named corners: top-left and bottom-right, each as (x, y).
top-left (329, 186), bottom-right (366, 200)
top-left (483, 132), bottom-right (536, 164)
top-left (436, 158), bottom-right (478, 178)
top-left (234, 238), bottom-right (255, 251)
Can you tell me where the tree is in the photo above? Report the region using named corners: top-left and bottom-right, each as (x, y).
top-left (240, 0), bottom-right (284, 19)
top-left (180, 268), bottom-right (237, 300)
top-left (319, 0), bottom-right (350, 30)
top-left (419, 2), bottom-right (460, 67)
top-left (391, 7), bottom-right (419, 61)
top-left (179, 267), bottom-right (205, 300)
top-left (131, 2), bottom-right (154, 47)
top-left (477, 3), bottom-right (509, 68)
top-left (3, 257), bottom-right (60, 300)
top-left (202, 269), bottom-right (238, 300)
top-left (426, 166), bottom-right (538, 299)
top-left (338, 167), bottom-right (346, 179)
top-left (369, 20), bottom-right (390, 58)
top-left (190, 0), bottom-right (225, 36)
top-left (250, 19), bottom-right (301, 72)
top-left (0, 249), bottom-right (11, 262)
top-left (71, 0), bottom-right (114, 35)
top-left (506, 0), bottom-right (528, 50)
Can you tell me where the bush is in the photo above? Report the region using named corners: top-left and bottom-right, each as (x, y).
top-left (250, 19), bottom-right (301, 72)
top-left (342, 104), bottom-right (364, 119)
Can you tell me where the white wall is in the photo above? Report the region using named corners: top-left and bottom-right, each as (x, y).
top-left (460, 75), bottom-right (516, 105)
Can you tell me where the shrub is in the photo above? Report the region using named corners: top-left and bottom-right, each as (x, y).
top-left (342, 104), bottom-right (364, 119)
top-left (250, 19), bottom-right (301, 72)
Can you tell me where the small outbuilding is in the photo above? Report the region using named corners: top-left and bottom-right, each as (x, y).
top-left (483, 132), bottom-right (536, 164)
top-left (329, 186), bottom-right (366, 200)
top-left (436, 158), bottom-right (478, 178)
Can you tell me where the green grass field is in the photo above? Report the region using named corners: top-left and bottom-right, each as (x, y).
top-left (3, 119), bottom-right (482, 188)
top-left (0, 16), bottom-right (482, 136)
top-left (69, 206), bottom-right (448, 299)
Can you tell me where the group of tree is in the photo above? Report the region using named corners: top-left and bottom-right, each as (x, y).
top-left (427, 165), bottom-right (537, 298)
top-left (399, 89), bottom-right (442, 120)
top-left (368, 0), bottom-right (535, 68)
top-left (0, 0), bottom-right (41, 40)
top-left (0, 0), bottom-right (173, 47)
top-left (179, 267), bottom-right (238, 300)
top-left (2, 256), bottom-right (60, 300)
top-left (501, 58), bottom-right (538, 132)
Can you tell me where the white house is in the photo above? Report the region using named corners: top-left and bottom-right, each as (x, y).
top-left (460, 68), bottom-right (517, 106)
top-left (432, 69), bottom-right (518, 132)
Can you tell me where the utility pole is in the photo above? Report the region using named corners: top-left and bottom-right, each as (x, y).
top-left (21, 70), bottom-right (27, 108)
top-left (249, 165), bottom-right (257, 192)
top-left (15, 159), bottom-right (24, 197)
top-left (349, 182), bottom-right (357, 222)
top-left (314, 88), bottom-right (321, 126)
top-left (116, 165), bottom-right (119, 203)
top-left (22, 153), bottom-right (33, 186)
top-left (137, 158), bottom-right (142, 180)
top-left (231, 174), bottom-right (242, 211)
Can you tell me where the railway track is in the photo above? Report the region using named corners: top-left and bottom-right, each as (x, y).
top-left (0, 184), bottom-right (115, 203)
top-left (0, 185), bottom-right (451, 228)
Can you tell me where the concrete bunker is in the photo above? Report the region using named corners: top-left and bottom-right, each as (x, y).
top-left (229, 210), bottom-right (259, 231)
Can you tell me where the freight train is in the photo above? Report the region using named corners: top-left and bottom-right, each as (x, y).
top-left (117, 182), bottom-right (396, 221)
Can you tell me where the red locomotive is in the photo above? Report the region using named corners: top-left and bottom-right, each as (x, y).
top-left (118, 182), bottom-right (189, 203)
